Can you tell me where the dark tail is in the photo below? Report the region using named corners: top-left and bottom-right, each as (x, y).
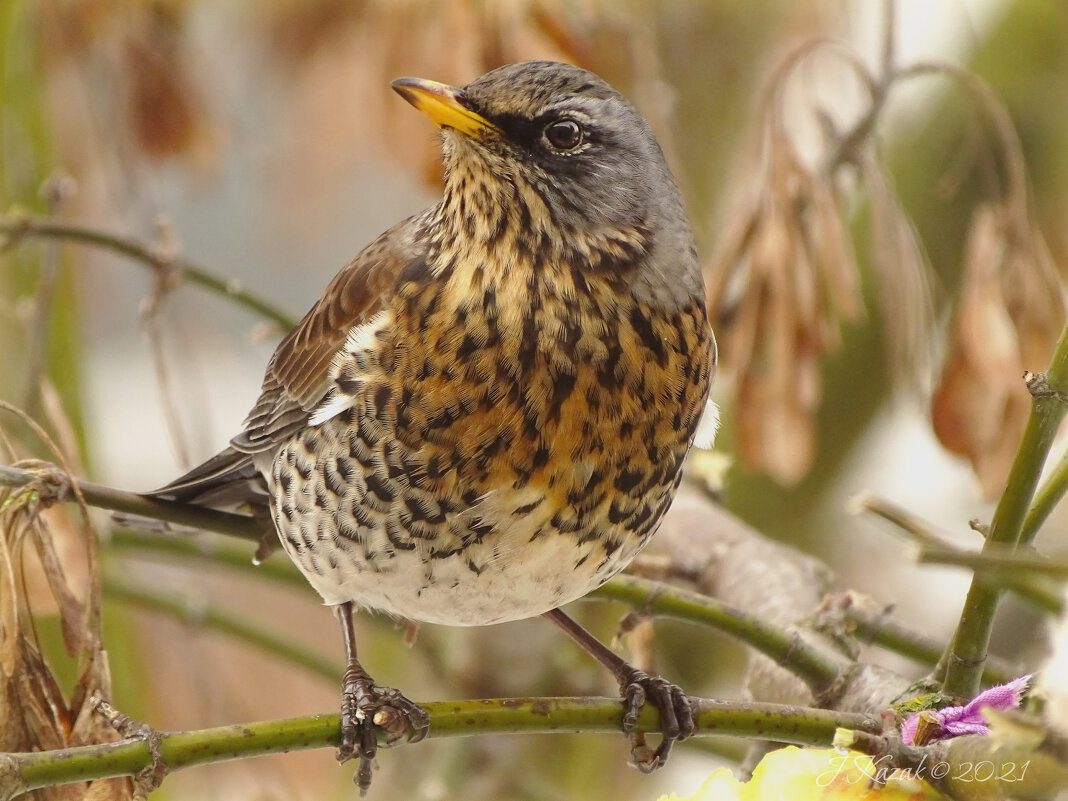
top-left (146, 446), bottom-right (268, 510)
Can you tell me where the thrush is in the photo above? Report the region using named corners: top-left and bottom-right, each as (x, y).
top-left (149, 60), bottom-right (717, 790)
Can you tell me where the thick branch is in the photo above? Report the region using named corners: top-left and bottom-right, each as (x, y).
top-left (0, 699), bottom-right (879, 798)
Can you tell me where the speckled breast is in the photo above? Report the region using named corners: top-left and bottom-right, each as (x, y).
top-left (270, 265), bottom-right (714, 626)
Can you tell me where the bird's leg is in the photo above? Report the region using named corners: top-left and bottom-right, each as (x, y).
top-left (335, 602), bottom-right (430, 794)
top-left (544, 607), bottom-right (695, 772)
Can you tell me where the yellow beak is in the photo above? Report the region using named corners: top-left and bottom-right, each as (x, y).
top-left (391, 77), bottom-right (495, 137)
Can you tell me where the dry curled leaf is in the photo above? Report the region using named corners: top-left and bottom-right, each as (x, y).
top-left (862, 157), bottom-right (936, 388)
top-left (33, 0), bottom-right (219, 172)
top-left (932, 204), bottom-right (1066, 496)
top-left (707, 128), bottom-right (862, 485)
top-left (0, 400), bottom-right (130, 801)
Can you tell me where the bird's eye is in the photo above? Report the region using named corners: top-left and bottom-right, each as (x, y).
top-left (544, 119), bottom-right (584, 151)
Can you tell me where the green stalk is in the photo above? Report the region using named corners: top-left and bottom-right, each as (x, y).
top-left (1, 699), bottom-right (879, 798)
top-left (590, 575), bottom-right (843, 694)
top-left (841, 604), bottom-right (1016, 685)
top-left (1021, 447), bottom-right (1068, 543)
top-left (942, 331), bottom-right (1068, 698)
top-left (107, 528), bottom-right (306, 590)
top-left (916, 548), bottom-right (1064, 614)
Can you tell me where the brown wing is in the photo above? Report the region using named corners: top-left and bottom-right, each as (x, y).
top-left (231, 215), bottom-right (423, 453)
top-left (149, 213), bottom-right (425, 503)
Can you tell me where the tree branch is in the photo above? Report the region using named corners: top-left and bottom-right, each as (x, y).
top-left (915, 548), bottom-right (1064, 614)
top-left (0, 463), bottom-right (263, 542)
top-left (0, 699), bottom-right (879, 798)
top-left (839, 600), bottom-right (1017, 686)
top-left (942, 336), bottom-right (1068, 697)
top-left (590, 575), bottom-right (844, 695)
top-left (0, 213), bottom-right (296, 330)
top-left (853, 493), bottom-right (1064, 615)
top-left (107, 528), bottom-right (304, 588)
top-left (1022, 446), bottom-right (1068, 543)
top-left (9, 464), bottom-right (852, 698)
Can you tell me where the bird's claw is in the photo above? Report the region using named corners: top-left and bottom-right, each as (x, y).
top-left (337, 664), bottom-right (430, 794)
top-left (619, 668), bottom-right (695, 772)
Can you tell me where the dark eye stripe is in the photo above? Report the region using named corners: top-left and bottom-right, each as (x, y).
top-left (485, 111), bottom-right (541, 147)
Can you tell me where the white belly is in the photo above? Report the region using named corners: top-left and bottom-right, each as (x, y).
top-left (277, 523), bottom-right (634, 625)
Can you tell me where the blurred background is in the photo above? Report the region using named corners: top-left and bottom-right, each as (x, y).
top-left (3, 1), bottom-right (1068, 799)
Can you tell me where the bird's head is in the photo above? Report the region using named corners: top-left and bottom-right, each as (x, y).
top-left (392, 61), bottom-right (701, 307)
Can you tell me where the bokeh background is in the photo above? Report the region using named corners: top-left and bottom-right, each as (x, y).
top-left (3, 1), bottom-right (1068, 799)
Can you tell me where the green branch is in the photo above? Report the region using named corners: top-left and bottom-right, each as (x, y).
top-left (112, 528), bottom-right (1017, 694)
top-left (1022, 446), bottom-right (1068, 543)
top-left (590, 575), bottom-right (844, 695)
top-left (0, 699), bottom-right (879, 798)
top-left (916, 548), bottom-right (1064, 614)
top-left (0, 213), bottom-right (296, 329)
top-left (854, 493), bottom-right (1064, 615)
top-left (840, 601), bottom-right (1016, 685)
top-left (942, 346), bottom-right (1068, 696)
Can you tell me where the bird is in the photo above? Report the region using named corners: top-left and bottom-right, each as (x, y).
top-left (148, 60), bottom-right (717, 791)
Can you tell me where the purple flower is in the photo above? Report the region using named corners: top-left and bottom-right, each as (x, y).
top-left (901, 675), bottom-right (1031, 745)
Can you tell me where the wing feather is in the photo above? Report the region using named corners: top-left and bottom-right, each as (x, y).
top-left (232, 215), bottom-right (423, 453)
top-left (149, 213), bottom-right (426, 504)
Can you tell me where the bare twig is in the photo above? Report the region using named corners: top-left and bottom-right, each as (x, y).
top-left (850, 492), bottom-right (974, 551)
top-left (0, 462), bottom-right (263, 542)
top-left (0, 213), bottom-right (296, 330)
top-left (21, 174), bottom-right (77, 416)
top-left (837, 598), bottom-right (1018, 685)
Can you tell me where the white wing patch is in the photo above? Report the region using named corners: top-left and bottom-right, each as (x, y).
top-left (309, 310), bottom-right (392, 426)
top-left (692, 398), bottom-right (720, 450)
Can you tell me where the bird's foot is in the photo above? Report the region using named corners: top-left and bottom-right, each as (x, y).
top-left (337, 663), bottom-right (430, 794)
top-left (618, 668), bottom-right (695, 772)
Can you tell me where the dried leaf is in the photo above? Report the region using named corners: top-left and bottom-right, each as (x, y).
top-left (0, 444), bottom-right (122, 795)
top-left (932, 204), bottom-right (1065, 496)
top-left (31, 515), bottom-right (87, 656)
top-left (863, 158), bottom-right (936, 387)
top-left (707, 127), bottom-right (862, 484)
top-left (16, 637), bottom-right (72, 751)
